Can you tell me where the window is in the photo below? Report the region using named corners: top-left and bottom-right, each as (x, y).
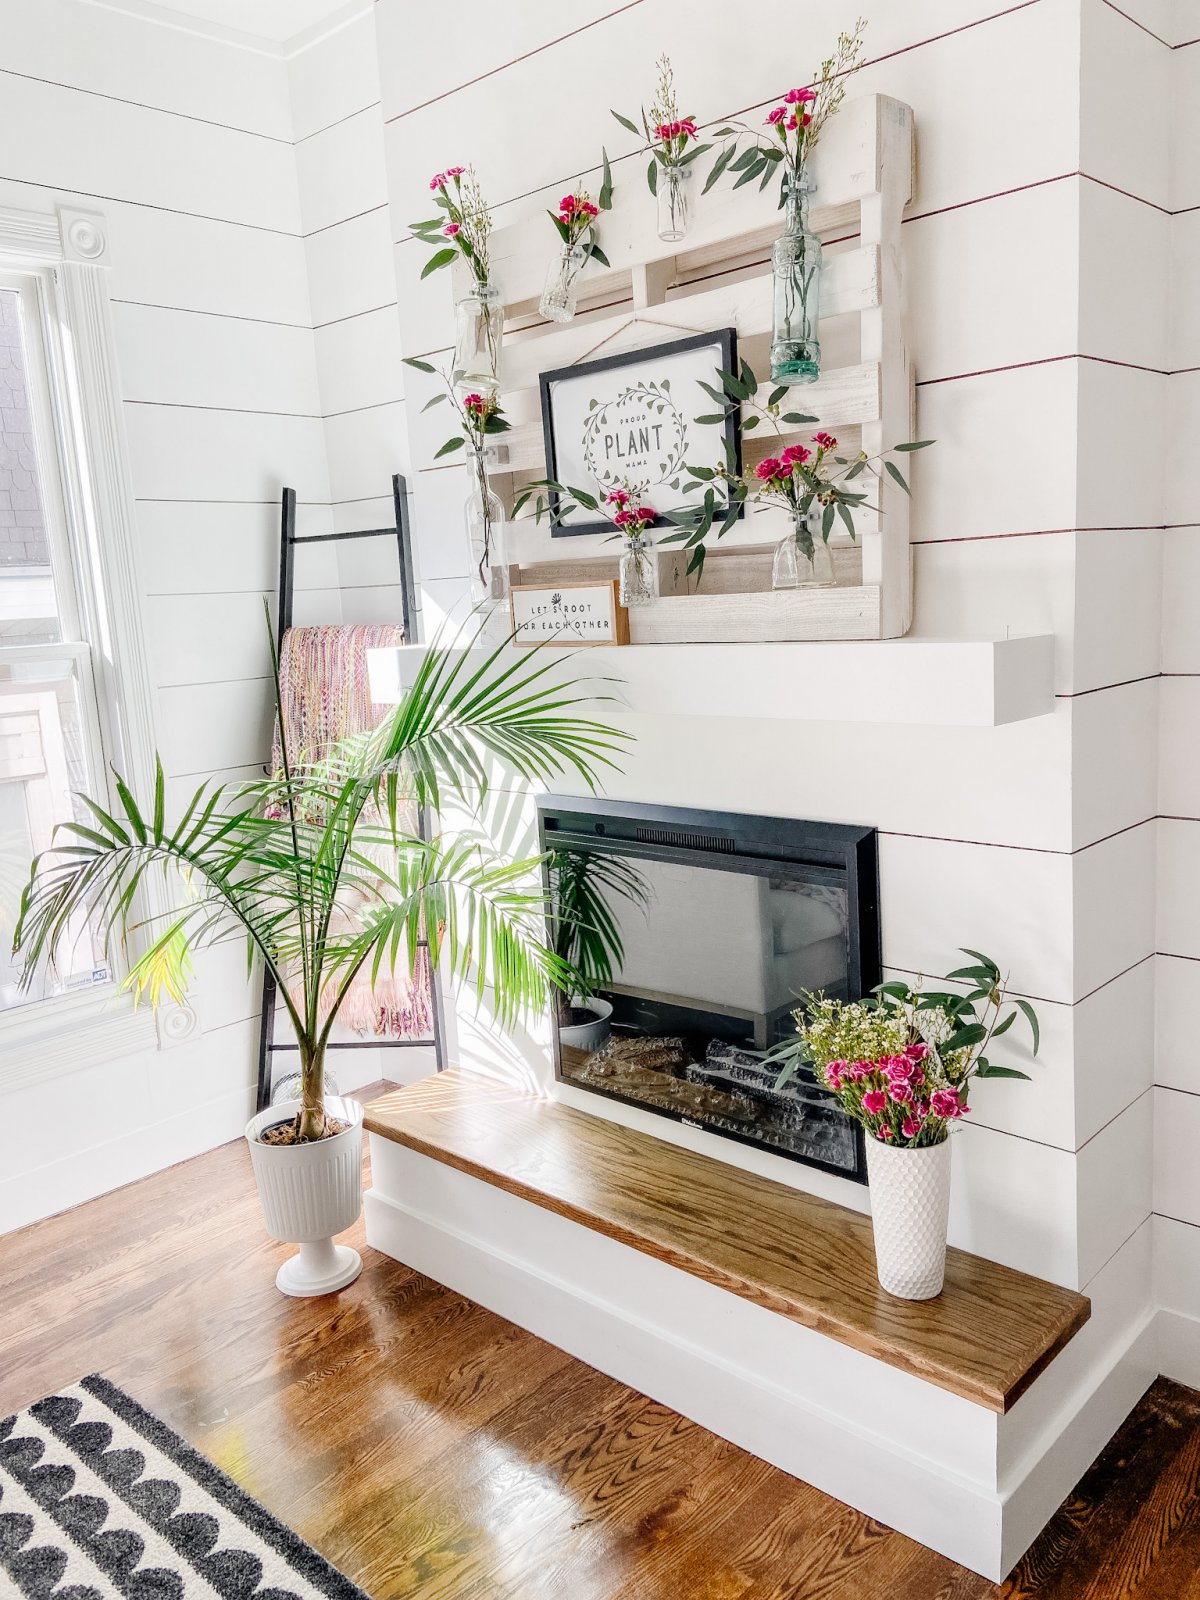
top-left (0, 207), bottom-right (160, 1077)
top-left (0, 274), bottom-right (110, 1011)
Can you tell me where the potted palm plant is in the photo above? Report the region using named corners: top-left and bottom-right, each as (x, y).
top-left (12, 629), bottom-right (628, 1296)
top-left (548, 844), bottom-right (649, 1051)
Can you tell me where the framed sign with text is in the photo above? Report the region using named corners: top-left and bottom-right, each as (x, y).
top-left (509, 580), bottom-right (630, 647)
top-left (539, 328), bottom-right (741, 538)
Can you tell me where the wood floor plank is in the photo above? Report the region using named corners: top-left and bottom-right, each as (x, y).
top-left (1, 1088), bottom-right (1198, 1599)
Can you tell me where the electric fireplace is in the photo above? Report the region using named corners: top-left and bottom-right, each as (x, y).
top-left (539, 796), bottom-right (880, 1183)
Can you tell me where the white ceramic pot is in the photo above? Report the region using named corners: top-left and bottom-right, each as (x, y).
top-left (558, 996), bottom-right (613, 1052)
top-left (245, 1095), bottom-right (364, 1298)
top-left (865, 1135), bottom-right (951, 1300)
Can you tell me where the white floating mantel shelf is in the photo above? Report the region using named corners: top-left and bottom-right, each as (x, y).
top-left (368, 635), bottom-right (1055, 729)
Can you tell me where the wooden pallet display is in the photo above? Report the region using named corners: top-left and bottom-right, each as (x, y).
top-left (447, 94), bottom-right (917, 643)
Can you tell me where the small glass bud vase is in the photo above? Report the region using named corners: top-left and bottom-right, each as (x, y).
top-left (770, 169), bottom-right (822, 385)
top-left (454, 280), bottom-right (503, 397)
top-left (772, 505), bottom-right (835, 590)
top-left (657, 165), bottom-right (692, 243)
top-left (618, 536), bottom-right (659, 607)
top-left (539, 243), bottom-right (587, 324)
top-left (464, 479), bottom-right (509, 606)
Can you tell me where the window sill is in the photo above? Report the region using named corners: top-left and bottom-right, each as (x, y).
top-left (0, 987), bottom-right (159, 1093)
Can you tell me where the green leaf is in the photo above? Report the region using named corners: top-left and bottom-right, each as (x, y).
top-left (434, 436), bottom-right (465, 458)
top-left (946, 964), bottom-right (996, 985)
top-left (821, 502), bottom-right (835, 539)
top-left (693, 413), bottom-right (728, 425)
top-left (647, 157), bottom-right (658, 196)
top-left (743, 414), bottom-right (759, 430)
top-left (974, 1062), bottom-right (1032, 1080)
top-left (1013, 997), bottom-right (1041, 1055)
top-left (781, 412), bottom-right (818, 425)
top-left (599, 146), bottom-right (613, 210)
top-left (421, 393), bottom-right (447, 412)
top-left (588, 243), bottom-right (611, 268)
top-left (884, 459), bottom-right (911, 495)
top-left (767, 385), bottom-right (788, 408)
top-left (402, 357), bottom-right (437, 374)
top-left (941, 1022), bottom-right (987, 1054)
top-left (420, 248), bottom-right (457, 279)
top-left (612, 110), bottom-right (641, 135)
top-left (893, 439), bottom-right (936, 451)
top-left (679, 143), bottom-right (713, 166)
top-left (991, 1011), bottom-right (1016, 1037)
top-left (836, 500), bottom-right (856, 539)
top-left (702, 144), bottom-right (734, 195)
top-left (549, 211), bottom-right (570, 244)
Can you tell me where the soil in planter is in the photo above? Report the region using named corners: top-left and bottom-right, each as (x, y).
top-left (258, 1115), bottom-right (350, 1147)
top-left (563, 1005), bottom-right (605, 1028)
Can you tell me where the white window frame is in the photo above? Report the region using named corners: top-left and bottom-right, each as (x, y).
top-left (0, 204), bottom-right (160, 1087)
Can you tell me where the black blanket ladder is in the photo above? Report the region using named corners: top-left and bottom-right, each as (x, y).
top-left (255, 475), bottom-right (444, 1112)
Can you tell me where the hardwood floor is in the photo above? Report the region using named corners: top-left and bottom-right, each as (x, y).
top-left (0, 1086), bottom-right (1193, 1599)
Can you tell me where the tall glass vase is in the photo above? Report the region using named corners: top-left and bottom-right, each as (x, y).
top-left (618, 536), bottom-right (659, 607)
top-left (771, 504), bottom-right (835, 589)
top-left (539, 244), bottom-right (586, 323)
top-left (770, 169), bottom-right (822, 385)
top-left (454, 279), bottom-right (503, 397)
top-left (657, 165), bottom-right (692, 243)
top-left (464, 466), bottom-right (509, 609)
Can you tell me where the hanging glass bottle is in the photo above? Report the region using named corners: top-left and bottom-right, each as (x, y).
top-left (618, 535), bottom-right (659, 607)
top-left (464, 465), bottom-right (509, 607)
top-left (770, 167), bottom-right (822, 385)
top-left (453, 279), bottom-right (503, 397)
top-left (657, 165), bottom-right (693, 243)
top-left (539, 243), bottom-right (587, 324)
top-left (772, 502), bottom-right (835, 590)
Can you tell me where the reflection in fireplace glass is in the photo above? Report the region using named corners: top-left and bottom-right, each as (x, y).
top-left (554, 850), bottom-right (861, 1176)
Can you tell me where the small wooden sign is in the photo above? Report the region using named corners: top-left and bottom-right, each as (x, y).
top-left (509, 579), bottom-right (629, 647)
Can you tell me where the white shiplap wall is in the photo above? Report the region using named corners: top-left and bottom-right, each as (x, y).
top-left (374, 0), bottom-right (1158, 1303)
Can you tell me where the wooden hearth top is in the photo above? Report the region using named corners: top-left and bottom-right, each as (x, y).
top-left (365, 1070), bottom-right (1089, 1412)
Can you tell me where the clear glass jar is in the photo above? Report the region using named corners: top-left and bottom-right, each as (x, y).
top-left (539, 243), bottom-right (587, 323)
top-left (770, 170), bottom-right (822, 385)
top-left (453, 279), bottom-right (503, 397)
top-left (464, 473), bottom-right (509, 606)
top-left (618, 536), bottom-right (659, 607)
top-left (772, 504), bottom-right (835, 589)
top-left (657, 165), bottom-right (692, 243)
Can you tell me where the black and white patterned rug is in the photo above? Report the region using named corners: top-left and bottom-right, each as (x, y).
top-left (0, 1374), bottom-right (370, 1599)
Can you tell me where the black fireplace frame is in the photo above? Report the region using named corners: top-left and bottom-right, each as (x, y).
top-left (538, 795), bottom-right (881, 1183)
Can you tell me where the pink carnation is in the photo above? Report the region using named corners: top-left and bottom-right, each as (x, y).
top-left (824, 1059), bottom-right (847, 1087)
top-left (845, 1060), bottom-right (872, 1081)
top-left (765, 106), bottom-right (787, 126)
top-left (445, 166), bottom-right (465, 179)
top-left (883, 1055), bottom-right (916, 1083)
top-left (605, 488), bottom-right (630, 507)
top-left (780, 444), bottom-right (811, 467)
top-left (462, 393), bottom-right (486, 416)
top-left (861, 1089), bottom-right (887, 1116)
top-left (786, 112), bottom-right (812, 131)
top-left (813, 431), bottom-right (838, 450)
top-left (679, 118), bottom-right (698, 137)
top-left (755, 457), bottom-right (784, 482)
top-left (580, 201), bottom-right (599, 217)
top-left (901, 1115), bottom-right (923, 1139)
top-left (560, 194), bottom-right (579, 213)
top-left (906, 1042), bottom-right (930, 1063)
top-left (653, 122), bottom-right (673, 141)
top-left (889, 1082), bottom-right (914, 1105)
top-left (876, 1124), bottom-right (894, 1139)
top-left (429, 172), bottom-right (447, 191)
top-left (635, 505), bottom-right (656, 522)
top-left (786, 87), bottom-right (817, 105)
top-left (930, 1088), bottom-right (965, 1120)
top-left (443, 222), bottom-right (460, 237)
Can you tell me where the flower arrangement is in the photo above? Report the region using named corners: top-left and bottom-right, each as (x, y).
top-left (661, 354), bottom-right (932, 580)
top-left (547, 153), bottom-right (614, 266)
top-left (410, 165), bottom-right (493, 285)
top-left (403, 356), bottom-right (512, 589)
top-left (612, 55), bottom-right (711, 197)
top-left (771, 951), bottom-right (1040, 1149)
top-left (604, 484), bottom-right (657, 539)
top-left (512, 475), bottom-right (660, 605)
top-left (704, 21), bottom-right (868, 203)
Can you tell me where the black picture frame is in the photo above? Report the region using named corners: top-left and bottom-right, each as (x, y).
top-left (538, 327), bottom-right (742, 539)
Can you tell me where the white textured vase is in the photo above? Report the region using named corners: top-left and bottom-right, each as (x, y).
top-left (245, 1096), bottom-right (364, 1298)
top-left (865, 1135), bottom-right (951, 1300)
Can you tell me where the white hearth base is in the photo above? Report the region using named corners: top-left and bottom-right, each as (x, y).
top-left (366, 1137), bottom-right (1156, 1581)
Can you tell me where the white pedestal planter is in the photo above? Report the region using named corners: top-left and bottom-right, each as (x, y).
top-left (245, 1095), bottom-right (364, 1297)
top-left (558, 997), bottom-right (613, 1052)
top-left (865, 1135), bottom-right (952, 1300)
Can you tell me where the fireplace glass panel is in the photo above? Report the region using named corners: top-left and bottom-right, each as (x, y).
top-left (552, 839), bottom-right (866, 1179)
